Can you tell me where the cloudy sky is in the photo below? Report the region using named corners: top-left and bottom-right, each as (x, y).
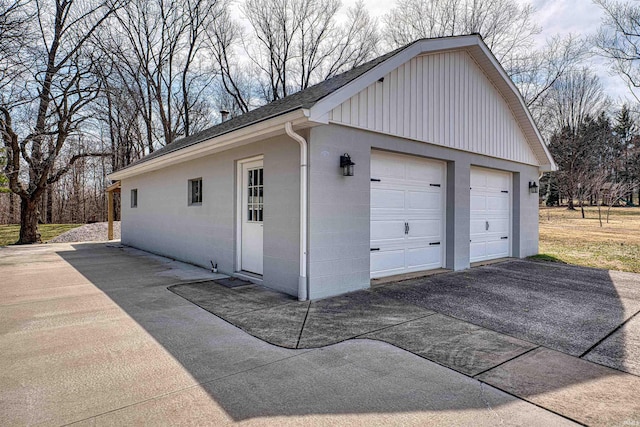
top-left (340, 0), bottom-right (632, 103)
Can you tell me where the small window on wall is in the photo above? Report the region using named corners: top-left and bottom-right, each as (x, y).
top-left (189, 178), bottom-right (202, 205)
top-left (131, 189), bottom-right (138, 208)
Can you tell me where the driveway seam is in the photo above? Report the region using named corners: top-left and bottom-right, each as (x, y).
top-left (471, 345), bottom-right (541, 378)
top-left (351, 312), bottom-right (438, 339)
top-left (474, 379), bottom-right (588, 427)
top-left (295, 302), bottom-right (312, 349)
top-left (579, 307), bottom-right (640, 359)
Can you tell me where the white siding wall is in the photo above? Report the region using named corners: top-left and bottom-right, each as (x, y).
top-left (120, 135), bottom-right (301, 296)
top-left (329, 50), bottom-right (539, 166)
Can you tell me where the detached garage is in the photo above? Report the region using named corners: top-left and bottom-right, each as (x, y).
top-left (109, 34), bottom-right (556, 300)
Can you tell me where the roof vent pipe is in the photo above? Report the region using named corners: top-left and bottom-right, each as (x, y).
top-left (284, 122), bottom-right (308, 301)
top-left (220, 110), bottom-right (230, 123)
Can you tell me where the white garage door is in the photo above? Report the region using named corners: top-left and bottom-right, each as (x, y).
top-left (370, 151), bottom-right (445, 278)
top-left (470, 167), bottom-right (511, 263)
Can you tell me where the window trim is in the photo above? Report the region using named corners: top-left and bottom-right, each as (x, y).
top-left (188, 178), bottom-right (203, 206)
top-left (131, 189), bottom-right (138, 208)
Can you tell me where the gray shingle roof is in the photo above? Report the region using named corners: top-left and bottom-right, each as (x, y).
top-left (117, 42), bottom-right (415, 171)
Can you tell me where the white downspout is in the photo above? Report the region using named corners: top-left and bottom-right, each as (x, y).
top-left (284, 122), bottom-right (308, 301)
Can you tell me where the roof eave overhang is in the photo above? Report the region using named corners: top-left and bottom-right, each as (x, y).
top-left (109, 109), bottom-right (312, 181)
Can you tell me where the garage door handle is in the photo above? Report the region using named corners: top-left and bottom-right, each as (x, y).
top-left (429, 242), bottom-right (441, 246)
top-left (405, 222), bottom-right (409, 234)
top-left (430, 183), bottom-right (440, 187)
top-left (370, 248), bottom-right (380, 251)
top-left (501, 236), bottom-right (508, 240)
top-left (486, 221), bottom-right (489, 231)
top-left (371, 178), bottom-right (381, 182)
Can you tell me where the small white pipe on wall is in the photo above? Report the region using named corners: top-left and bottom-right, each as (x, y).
top-left (284, 122), bottom-right (309, 301)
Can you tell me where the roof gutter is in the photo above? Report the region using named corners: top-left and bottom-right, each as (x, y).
top-left (109, 109), bottom-right (311, 181)
top-left (284, 122), bottom-right (309, 301)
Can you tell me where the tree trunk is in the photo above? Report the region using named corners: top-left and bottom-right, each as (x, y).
top-left (18, 197), bottom-right (42, 244)
top-left (9, 192), bottom-right (15, 223)
top-left (46, 182), bottom-right (53, 224)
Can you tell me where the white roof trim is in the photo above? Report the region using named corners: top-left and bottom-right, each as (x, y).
top-left (308, 35), bottom-right (556, 171)
top-left (109, 109), bottom-right (310, 180)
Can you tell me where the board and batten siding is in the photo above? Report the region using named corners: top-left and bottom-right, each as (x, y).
top-left (329, 50), bottom-right (539, 166)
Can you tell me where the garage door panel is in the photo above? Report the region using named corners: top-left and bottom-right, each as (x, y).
top-left (407, 190), bottom-right (442, 211)
top-left (487, 195), bottom-right (509, 212)
top-left (406, 161), bottom-right (442, 184)
top-left (371, 188), bottom-right (405, 209)
top-left (470, 194), bottom-right (487, 211)
top-left (371, 220), bottom-right (406, 241)
top-left (470, 169), bottom-right (487, 188)
top-left (487, 172), bottom-right (510, 191)
top-left (371, 157), bottom-right (405, 180)
top-left (408, 219), bottom-right (442, 240)
top-left (486, 240), bottom-right (510, 258)
top-left (470, 218), bottom-right (488, 235)
top-left (487, 218), bottom-right (509, 234)
top-left (406, 246), bottom-right (442, 269)
top-left (470, 241), bottom-right (486, 261)
top-left (371, 249), bottom-right (405, 274)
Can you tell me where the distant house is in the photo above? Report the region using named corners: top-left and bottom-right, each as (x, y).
top-left (109, 35), bottom-right (556, 300)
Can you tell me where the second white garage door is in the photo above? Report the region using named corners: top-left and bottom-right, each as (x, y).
top-left (470, 167), bottom-right (511, 263)
top-left (370, 151), bottom-right (446, 278)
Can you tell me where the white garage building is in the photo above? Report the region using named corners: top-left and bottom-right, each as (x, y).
top-left (109, 35), bottom-right (556, 300)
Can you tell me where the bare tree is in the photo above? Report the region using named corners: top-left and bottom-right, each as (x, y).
top-left (545, 68), bottom-right (609, 134)
top-left (242, 0), bottom-right (379, 102)
top-left (179, 0), bottom-right (225, 137)
top-left (105, 0), bottom-right (225, 147)
top-left (0, 0), bottom-right (33, 94)
top-left (382, 0), bottom-right (540, 64)
top-left (0, 0), bottom-right (120, 244)
top-left (594, 0), bottom-right (640, 100)
top-left (206, 9), bottom-right (253, 114)
top-left (510, 35), bottom-right (589, 128)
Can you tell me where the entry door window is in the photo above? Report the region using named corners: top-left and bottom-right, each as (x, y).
top-left (247, 167), bottom-right (264, 222)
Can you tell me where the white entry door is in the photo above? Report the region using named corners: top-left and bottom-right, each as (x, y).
top-left (240, 159), bottom-right (263, 275)
top-left (470, 167), bottom-right (511, 263)
top-left (370, 151), bottom-right (446, 278)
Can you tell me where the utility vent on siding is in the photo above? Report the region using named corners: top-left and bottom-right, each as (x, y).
top-left (329, 50), bottom-right (539, 166)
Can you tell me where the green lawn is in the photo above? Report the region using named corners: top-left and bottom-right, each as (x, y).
top-left (0, 224), bottom-right (82, 246)
top-left (537, 207), bottom-right (640, 273)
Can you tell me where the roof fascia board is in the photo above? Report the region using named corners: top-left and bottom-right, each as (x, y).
top-left (309, 36), bottom-right (480, 123)
top-left (472, 43), bottom-right (557, 171)
top-left (109, 109), bottom-right (310, 180)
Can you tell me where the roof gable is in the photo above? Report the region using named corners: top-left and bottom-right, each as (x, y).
top-left (309, 35), bottom-right (556, 170)
top-left (325, 49), bottom-right (541, 166)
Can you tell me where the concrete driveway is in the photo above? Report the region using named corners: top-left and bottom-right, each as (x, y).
top-left (0, 243), bottom-right (635, 426)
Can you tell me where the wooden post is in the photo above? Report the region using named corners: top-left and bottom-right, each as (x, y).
top-left (108, 190), bottom-right (114, 240)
